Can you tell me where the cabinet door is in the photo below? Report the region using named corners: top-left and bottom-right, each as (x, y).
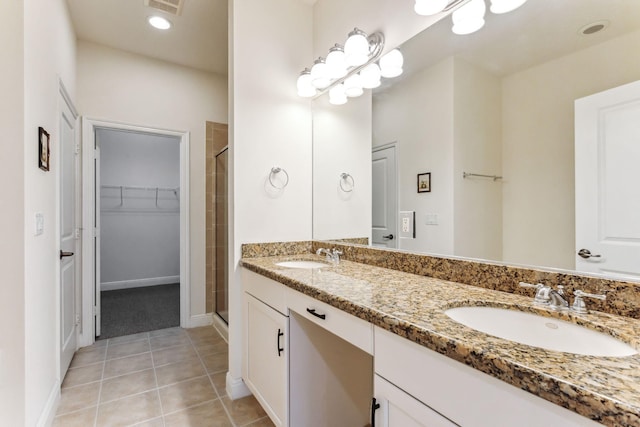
top-left (245, 293), bottom-right (288, 426)
top-left (374, 375), bottom-right (458, 427)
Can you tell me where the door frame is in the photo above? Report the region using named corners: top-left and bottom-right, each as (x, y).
top-left (79, 118), bottom-right (190, 347)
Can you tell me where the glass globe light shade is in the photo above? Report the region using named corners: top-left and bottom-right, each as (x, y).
top-left (379, 49), bottom-right (404, 78)
top-left (148, 16), bottom-right (172, 30)
top-left (414, 0), bottom-right (449, 16)
top-left (344, 28), bottom-right (370, 67)
top-left (360, 63), bottom-right (382, 89)
top-left (344, 74), bottom-right (364, 97)
top-left (310, 58), bottom-right (330, 89)
top-left (326, 44), bottom-right (348, 79)
top-left (452, 0), bottom-right (486, 35)
top-left (490, 0), bottom-right (528, 14)
top-left (296, 69), bottom-right (316, 98)
top-left (329, 84), bottom-right (348, 105)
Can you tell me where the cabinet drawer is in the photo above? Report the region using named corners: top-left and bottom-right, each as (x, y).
top-left (242, 268), bottom-right (288, 315)
top-left (287, 289), bottom-right (373, 354)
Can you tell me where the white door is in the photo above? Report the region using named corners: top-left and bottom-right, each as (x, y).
top-left (94, 144), bottom-right (102, 337)
top-left (372, 145), bottom-right (398, 248)
top-left (59, 93), bottom-right (78, 377)
top-left (575, 80), bottom-right (640, 279)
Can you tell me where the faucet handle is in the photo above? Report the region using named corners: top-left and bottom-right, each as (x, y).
top-left (332, 249), bottom-right (343, 256)
top-left (571, 290), bottom-right (606, 314)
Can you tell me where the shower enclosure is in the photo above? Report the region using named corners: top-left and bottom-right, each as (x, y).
top-left (215, 147), bottom-right (229, 323)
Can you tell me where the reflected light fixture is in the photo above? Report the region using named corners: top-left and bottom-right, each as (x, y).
top-left (148, 15), bottom-right (172, 30)
top-left (489, 0), bottom-right (528, 14)
top-left (297, 28), bottom-right (403, 105)
top-left (414, 0), bottom-right (449, 16)
top-left (452, 0), bottom-right (486, 35)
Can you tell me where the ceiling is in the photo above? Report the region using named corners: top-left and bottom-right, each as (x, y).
top-left (66, 0), bottom-right (228, 75)
top-left (377, 0), bottom-right (640, 91)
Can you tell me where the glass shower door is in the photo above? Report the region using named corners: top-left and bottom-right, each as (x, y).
top-left (215, 147), bottom-right (229, 323)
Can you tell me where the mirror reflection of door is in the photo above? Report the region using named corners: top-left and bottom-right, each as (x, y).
top-left (372, 145), bottom-right (397, 248)
top-left (575, 80), bottom-right (640, 280)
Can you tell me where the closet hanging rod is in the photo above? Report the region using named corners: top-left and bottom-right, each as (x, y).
top-left (101, 185), bottom-right (179, 192)
top-left (462, 172), bottom-right (503, 181)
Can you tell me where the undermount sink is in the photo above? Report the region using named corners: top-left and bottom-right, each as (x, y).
top-left (275, 260), bottom-right (329, 269)
top-left (445, 306), bottom-right (637, 357)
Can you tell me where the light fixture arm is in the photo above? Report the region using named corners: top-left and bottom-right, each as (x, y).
top-left (313, 31), bottom-right (385, 99)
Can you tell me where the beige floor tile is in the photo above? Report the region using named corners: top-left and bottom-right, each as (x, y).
top-left (159, 376), bottom-right (217, 414)
top-left (62, 362), bottom-right (104, 388)
top-left (186, 326), bottom-right (222, 341)
top-left (201, 351), bottom-right (228, 374)
top-left (163, 400), bottom-right (232, 427)
top-left (106, 339), bottom-right (150, 360)
top-left (243, 416), bottom-right (276, 427)
top-left (222, 395), bottom-right (268, 426)
top-left (70, 346), bottom-right (107, 368)
top-left (193, 340), bottom-right (228, 356)
top-left (155, 357), bottom-right (206, 387)
top-left (53, 406), bottom-right (97, 427)
top-left (209, 372), bottom-right (227, 397)
top-left (100, 368), bottom-right (157, 403)
top-left (108, 332), bottom-right (149, 346)
top-left (96, 390), bottom-right (161, 427)
top-left (152, 344), bottom-right (199, 367)
top-left (57, 382), bottom-right (101, 415)
top-left (149, 333), bottom-right (191, 351)
top-left (103, 352), bottom-right (153, 379)
top-left (149, 327), bottom-right (185, 338)
top-left (131, 417), bottom-right (164, 426)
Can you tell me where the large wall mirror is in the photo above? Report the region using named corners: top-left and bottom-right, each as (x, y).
top-left (312, 0), bottom-right (640, 281)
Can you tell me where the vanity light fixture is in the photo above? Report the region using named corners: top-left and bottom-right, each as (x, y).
top-left (452, 0), bottom-right (486, 35)
top-left (414, 0), bottom-right (449, 16)
top-left (148, 15), bottom-right (172, 30)
top-left (297, 28), bottom-right (403, 105)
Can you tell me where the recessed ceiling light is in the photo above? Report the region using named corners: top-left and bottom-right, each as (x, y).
top-left (579, 20), bottom-right (609, 36)
top-left (148, 15), bottom-right (172, 30)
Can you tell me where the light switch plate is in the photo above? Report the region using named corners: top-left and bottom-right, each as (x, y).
top-left (35, 213), bottom-right (44, 236)
top-left (425, 213), bottom-right (439, 225)
top-left (399, 211), bottom-right (415, 238)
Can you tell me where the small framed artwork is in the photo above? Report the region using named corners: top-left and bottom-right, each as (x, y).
top-left (417, 172), bottom-right (431, 193)
top-left (38, 127), bottom-right (50, 172)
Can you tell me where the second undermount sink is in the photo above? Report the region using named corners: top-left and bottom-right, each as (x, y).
top-left (275, 260), bottom-right (329, 269)
top-left (445, 306), bottom-right (637, 357)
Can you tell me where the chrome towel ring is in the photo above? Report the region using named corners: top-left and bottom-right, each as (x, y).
top-left (339, 173), bottom-right (355, 192)
top-left (269, 166), bottom-right (289, 189)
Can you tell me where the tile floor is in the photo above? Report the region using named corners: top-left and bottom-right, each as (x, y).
top-left (54, 326), bottom-right (275, 427)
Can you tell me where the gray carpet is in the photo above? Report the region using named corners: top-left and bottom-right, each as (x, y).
top-left (97, 283), bottom-right (180, 340)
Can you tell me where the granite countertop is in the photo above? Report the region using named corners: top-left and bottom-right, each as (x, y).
top-left (240, 254), bottom-right (640, 427)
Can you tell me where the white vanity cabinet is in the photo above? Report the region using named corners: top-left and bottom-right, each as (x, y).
top-left (373, 374), bottom-right (457, 427)
top-left (374, 327), bottom-right (600, 427)
top-left (243, 271), bottom-right (289, 427)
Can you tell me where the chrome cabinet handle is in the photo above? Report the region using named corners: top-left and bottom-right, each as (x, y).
top-left (578, 249), bottom-right (601, 259)
top-left (382, 234), bottom-right (394, 240)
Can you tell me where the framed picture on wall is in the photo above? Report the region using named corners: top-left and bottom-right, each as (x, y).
top-left (38, 127), bottom-right (50, 172)
top-left (417, 172), bottom-right (431, 193)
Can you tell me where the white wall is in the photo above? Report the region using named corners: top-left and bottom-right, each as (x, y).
top-left (502, 29), bottom-right (640, 269)
top-left (453, 57), bottom-right (502, 261)
top-left (228, 0), bottom-right (313, 397)
top-left (77, 41), bottom-right (228, 316)
top-left (373, 58), bottom-right (455, 255)
top-left (98, 129), bottom-right (180, 290)
top-left (0, 2), bottom-right (26, 425)
top-left (23, 0), bottom-right (77, 424)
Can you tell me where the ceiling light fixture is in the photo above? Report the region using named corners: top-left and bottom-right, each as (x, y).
top-left (297, 28), bottom-right (403, 105)
top-left (148, 15), bottom-right (172, 30)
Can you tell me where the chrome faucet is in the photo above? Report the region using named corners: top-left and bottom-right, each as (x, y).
top-left (316, 248), bottom-right (343, 265)
top-left (519, 282), bottom-right (568, 311)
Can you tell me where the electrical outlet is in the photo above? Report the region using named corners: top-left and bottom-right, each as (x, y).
top-left (399, 211), bottom-right (415, 238)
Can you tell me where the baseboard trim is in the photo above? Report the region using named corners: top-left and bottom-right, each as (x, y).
top-left (226, 372), bottom-right (252, 400)
top-left (36, 380), bottom-right (60, 427)
top-left (188, 313), bottom-right (213, 328)
top-left (101, 276), bottom-right (180, 291)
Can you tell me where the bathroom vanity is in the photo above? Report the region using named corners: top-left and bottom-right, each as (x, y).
top-left (240, 245), bottom-right (640, 427)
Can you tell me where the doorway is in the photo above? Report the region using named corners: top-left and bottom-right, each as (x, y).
top-left (80, 119), bottom-right (190, 347)
top-left (215, 147), bottom-right (229, 324)
top-left (372, 144), bottom-right (398, 248)
top-left (96, 128), bottom-right (181, 339)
